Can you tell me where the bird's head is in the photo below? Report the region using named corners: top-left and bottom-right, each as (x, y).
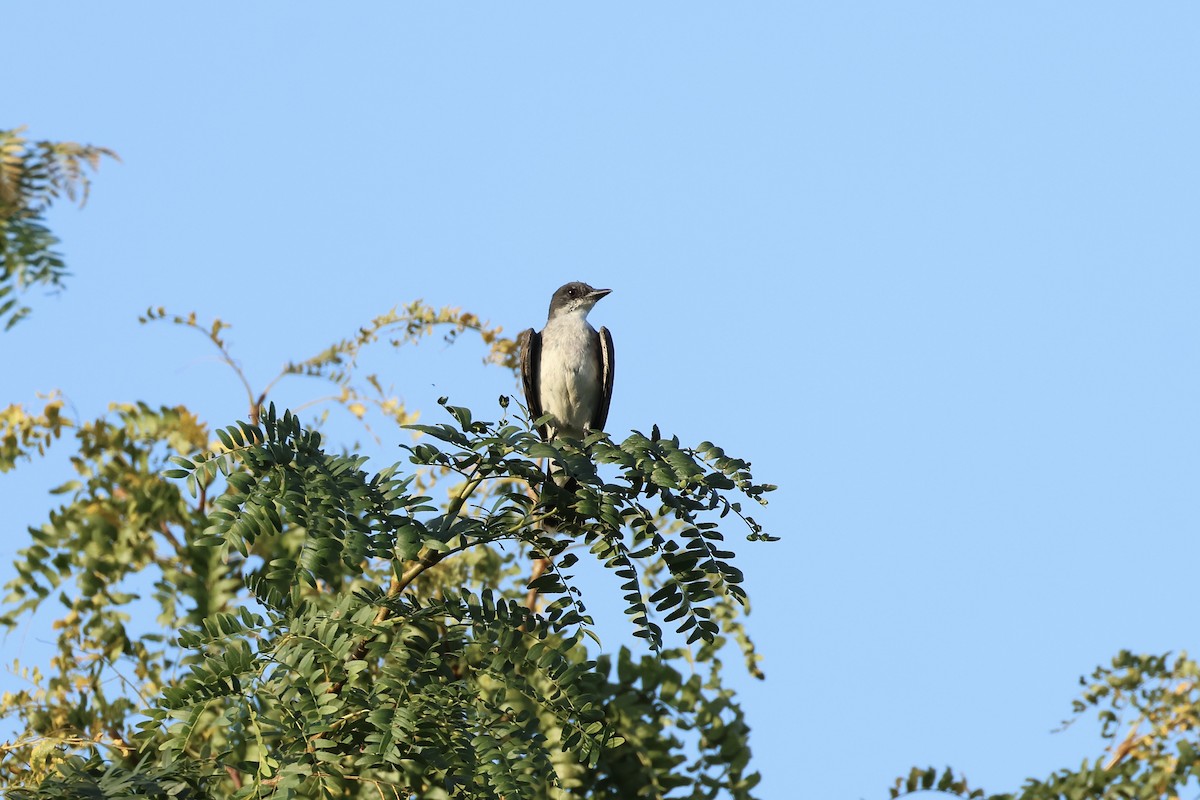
top-left (547, 281), bottom-right (611, 320)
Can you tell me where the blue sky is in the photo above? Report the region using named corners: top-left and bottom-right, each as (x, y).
top-left (4, 4), bottom-right (1199, 798)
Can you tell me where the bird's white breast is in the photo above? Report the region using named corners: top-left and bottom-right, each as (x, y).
top-left (538, 311), bottom-right (600, 437)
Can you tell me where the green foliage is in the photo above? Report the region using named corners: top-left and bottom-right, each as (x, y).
top-left (0, 126), bottom-right (117, 330)
top-left (1, 402), bottom-right (212, 788)
top-left (891, 651), bottom-right (1200, 800)
top-left (5, 754), bottom-right (216, 800)
top-left (891, 767), bottom-right (983, 799)
top-left (4, 301), bottom-right (774, 798)
top-left (119, 400), bottom-right (771, 798)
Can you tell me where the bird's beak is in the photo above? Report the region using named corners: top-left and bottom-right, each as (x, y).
top-left (588, 288), bottom-right (612, 301)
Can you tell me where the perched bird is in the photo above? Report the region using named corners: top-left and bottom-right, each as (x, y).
top-left (518, 282), bottom-right (615, 441)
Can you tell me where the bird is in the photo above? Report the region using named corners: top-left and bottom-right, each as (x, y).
top-left (518, 281), bottom-right (615, 442)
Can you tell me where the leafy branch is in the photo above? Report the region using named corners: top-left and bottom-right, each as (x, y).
top-left (0, 392), bottom-right (70, 472)
top-left (0, 126), bottom-right (118, 330)
top-left (890, 652), bottom-right (1200, 800)
top-left (140, 304), bottom-right (518, 434)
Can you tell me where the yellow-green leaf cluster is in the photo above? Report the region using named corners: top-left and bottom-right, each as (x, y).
top-left (1, 393), bottom-right (69, 472)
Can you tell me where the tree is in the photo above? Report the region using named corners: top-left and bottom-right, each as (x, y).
top-left (1, 156), bottom-right (777, 795)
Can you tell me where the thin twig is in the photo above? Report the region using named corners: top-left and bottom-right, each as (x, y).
top-left (158, 521), bottom-right (182, 551)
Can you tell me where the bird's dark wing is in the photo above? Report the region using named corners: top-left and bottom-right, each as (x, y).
top-left (593, 325), bottom-right (615, 432)
top-left (517, 328), bottom-right (547, 439)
